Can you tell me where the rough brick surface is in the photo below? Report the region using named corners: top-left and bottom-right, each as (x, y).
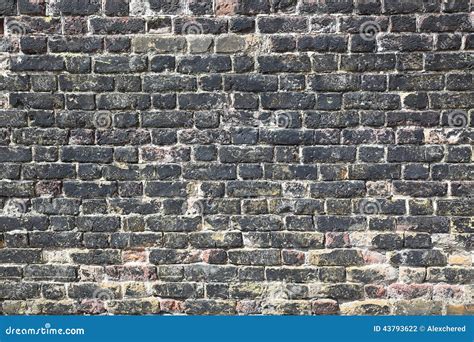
top-left (0, 0), bottom-right (473, 315)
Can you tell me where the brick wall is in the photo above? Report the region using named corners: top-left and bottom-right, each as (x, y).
top-left (0, 0), bottom-right (473, 315)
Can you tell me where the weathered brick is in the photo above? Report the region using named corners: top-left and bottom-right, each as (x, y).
top-left (62, 146), bottom-right (113, 163)
top-left (0, 282), bottom-right (41, 299)
top-left (310, 181), bottom-right (365, 198)
top-left (258, 55), bottom-right (311, 73)
top-left (390, 250), bottom-right (447, 267)
top-left (90, 17), bottom-right (145, 34)
top-left (24, 265), bottom-right (77, 281)
top-left (303, 147), bottom-right (356, 163)
top-left (0, 249), bottom-right (42, 263)
top-left (10, 56), bottom-right (64, 71)
top-left (228, 249), bottom-right (280, 266)
top-left (178, 56), bottom-right (231, 74)
top-left (63, 181), bottom-right (117, 198)
top-left (71, 250), bottom-right (121, 265)
top-left (147, 216), bottom-right (201, 232)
